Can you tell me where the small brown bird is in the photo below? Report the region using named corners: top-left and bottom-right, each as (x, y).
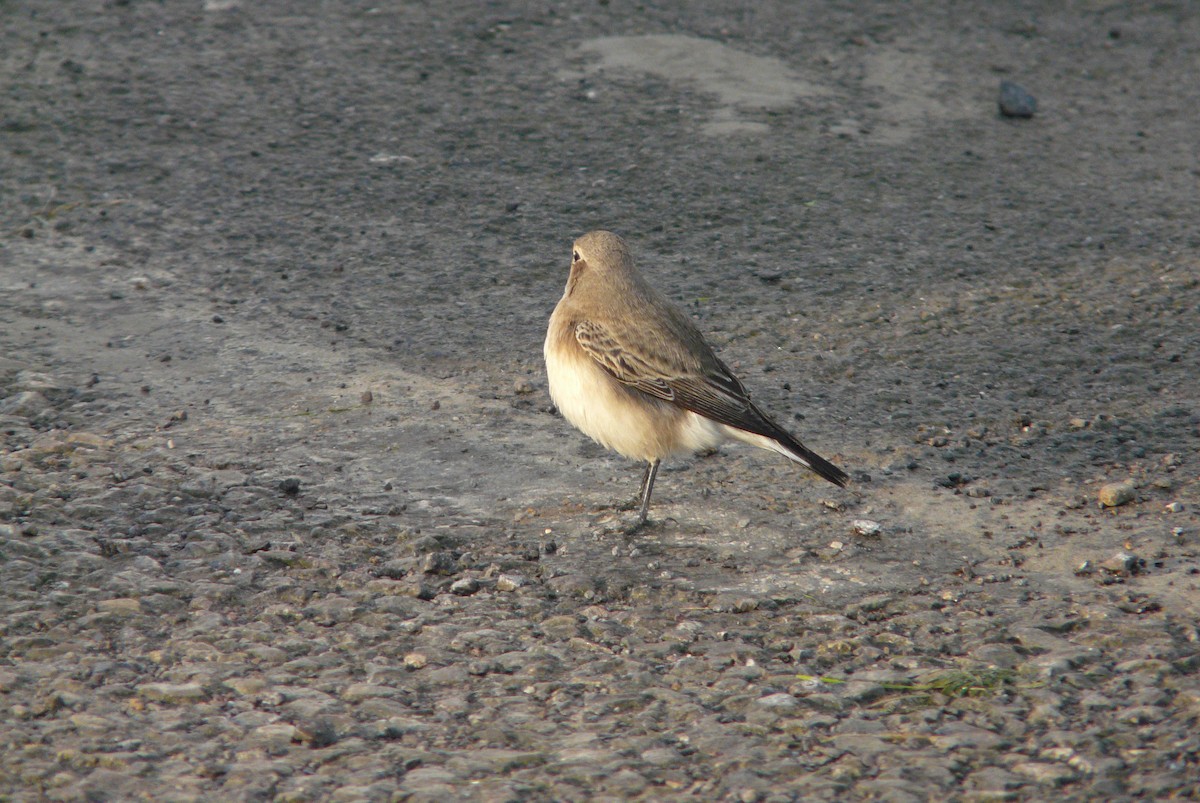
top-left (544, 230), bottom-right (848, 528)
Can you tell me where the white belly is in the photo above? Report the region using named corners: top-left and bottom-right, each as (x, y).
top-left (544, 331), bottom-right (725, 463)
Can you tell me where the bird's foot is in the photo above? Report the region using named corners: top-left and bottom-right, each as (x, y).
top-left (588, 510), bottom-right (651, 537)
top-left (620, 509), bottom-right (652, 535)
top-left (615, 497), bottom-right (640, 513)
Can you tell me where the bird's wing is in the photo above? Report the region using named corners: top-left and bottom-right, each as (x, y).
top-left (574, 319), bottom-right (681, 402)
top-left (575, 317), bottom-right (849, 486)
top-left (574, 318), bottom-right (766, 432)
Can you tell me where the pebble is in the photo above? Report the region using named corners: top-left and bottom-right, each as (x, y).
top-left (449, 577), bottom-right (480, 595)
top-left (278, 477), bottom-right (302, 496)
top-left (1097, 481), bottom-right (1135, 507)
top-left (755, 692), bottom-right (800, 710)
top-left (136, 682), bottom-right (208, 703)
top-left (1013, 761), bottom-right (1076, 784)
top-left (495, 573), bottom-right (527, 592)
top-left (852, 519), bottom-right (882, 537)
top-left (0, 391), bottom-right (50, 417)
top-left (422, 551), bottom-right (459, 575)
top-left (97, 598), bottom-right (143, 616)
top-left (999, 80), bottom-right (1037, 118)
top-left (1099, 551), bottom-right (1141, 576)
top-left (250, 723), bottom-right (300, 748)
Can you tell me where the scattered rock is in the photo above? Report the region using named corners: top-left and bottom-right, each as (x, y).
top-left (422, 551), bottom-right (459, 575)
top-left (1099, 551), bottom-right (1142, 576)
top-left (852, 519), bottom-right (882, 537)
top-left (999, 80), bottom-right (1037, 118)
top-left (1013, 761), bottom-right (1076, 785)
top-left (449, 577), bottom-right (479, 595)
top-left (97, 598), bottom-right (143, 616)
top-left (136, 682), bottom-right (208, 703)
top-left (495, 573), bottom-right (527, 592)
top-left (1098, 481), bottom-right (1135, 507)
top-left (0, 391), bottom-right (50, 417)
top-left (755, 692), bottom-right (800, 710)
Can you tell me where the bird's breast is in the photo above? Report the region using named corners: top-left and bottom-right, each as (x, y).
top-left (544, 309), bottom-right (723, 462)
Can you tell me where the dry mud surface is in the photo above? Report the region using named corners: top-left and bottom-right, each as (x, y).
top-left (2, 2), bottom-right (1199, 801)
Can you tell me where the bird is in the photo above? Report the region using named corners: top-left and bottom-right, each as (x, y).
top-left (544, 230), bottom-right (848, 529)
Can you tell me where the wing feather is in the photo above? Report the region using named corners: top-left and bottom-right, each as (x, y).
top-left (573, 318), bottom-right (849, 487)
top-left (574, 319), bottom-right (771, 435)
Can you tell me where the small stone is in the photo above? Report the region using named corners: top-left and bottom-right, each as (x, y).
top-left (733, 597), bottom-right (759, 613)
top-left (495, 573), bottom-right (527, 592)
top-left (1099, 551), bottom-right (1141, 576)
top-left (278, 477), bottom-right (302, 496)
top-left (97, 598), bottom-right (142, 615)
top-left (66, 432), bottom-right (111, 449)
top-left (426, 665), bottom-right (468, 685)
top-left (852, 519), bottom-right (881, 537)
top-left (1165, 501), bottom-right (1184, 513)
top-left (999, 80), bottom-right (1037, 118)
top-left (1013, 761), bottom-right (1076, 785)
top-left (137, 682), bottom-right (207, 703)
top-left (250, 723), bottom-right (300, 748)
top-left (296, 718), bottom-right (339, 747)
top-left (224, 678), bottom-right (268, 697)
top-left (0, 391), bottom-right (49, 417)
top-left (68, 713), bottom-right (113, 733)
top-left (513, 378), bottom-right (536, 395)
top-left (710, 594), bottom-right (760, 613)
top-left (640, 747), bottom-right (683, 766)
top-left (755, 692), bottom-right (800, 710)
top-left (969, 643), bottom-right (1021, 669)
top-left (1098, 481), bottom-right (1135, 507)
top-left (449, 577), bottom-right (479, 595)
top-left (342, 683), bottom-right (396, 702)
top-left (399, 581), bottom-right (437, 600)
top-left (403, 652), bottom-right (428, 669)
top-left (13, 371), bottom-right (63, 392)
top-left (422, 551), bottom-right (459, 576)
top-left (1080, 691), bottom-right (1115, 711)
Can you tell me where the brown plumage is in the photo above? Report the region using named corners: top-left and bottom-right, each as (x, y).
top-left (544, 230), bottom-right (848, 528)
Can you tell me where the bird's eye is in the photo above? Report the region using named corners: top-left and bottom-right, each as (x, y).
top-left (572, 250), bottom-right (581, 263)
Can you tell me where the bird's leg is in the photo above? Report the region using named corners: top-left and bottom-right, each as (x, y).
top-left (605, 461), bottom-right (661, 534)
top-left (634, 459), bottom-right (661, 528)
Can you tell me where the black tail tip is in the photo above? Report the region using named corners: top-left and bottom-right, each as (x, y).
top-left (821, 465), bottom-right (851, 488)
top-left (809, 455), bottom-right (850, 488)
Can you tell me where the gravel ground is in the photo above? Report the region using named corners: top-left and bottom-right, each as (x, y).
top-left (2, 1), bottom-right (1199, 800)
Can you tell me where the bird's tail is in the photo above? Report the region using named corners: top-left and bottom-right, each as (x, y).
top-left (770, 430), bottom-right (850, 487)
top-left (727, 422), bottom-right (850, 487)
